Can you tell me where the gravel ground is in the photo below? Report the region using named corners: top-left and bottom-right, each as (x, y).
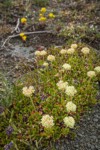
top-left (54, 102), bottom-right (100, 150)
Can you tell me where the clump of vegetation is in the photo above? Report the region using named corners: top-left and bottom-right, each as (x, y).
top-left (0, 43), bottom-right (100, 149)
top-left (33, 0), bottom-right (49, 6)
top-left (59, 23), bottom-right (100, 42)
top-left (0, 72), bottom-right (13, 107)
top-left (0, 0), bottom-right (12, 7)
top-left (19, 7), bottom-right (56, 42)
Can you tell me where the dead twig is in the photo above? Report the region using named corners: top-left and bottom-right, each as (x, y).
top-left (1, 30), bottom-right (52, 48)
top-left (11, 18), bottom-right (20, 34)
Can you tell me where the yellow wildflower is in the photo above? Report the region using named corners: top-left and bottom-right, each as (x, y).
top-left (49, 13), bottom-right (55, 18)
top-left (21, 17), bottom-right (27, 24)
top-left (19, 33), bottom-right (25, 37)
top-left (22, 35), bottom-right (27, 41)
top-left (39, 17), bottom-right (47, 22)
top-left (40, 7), bottom-right (46, 13)
top-left (39, 13), bottom-right (43, 17)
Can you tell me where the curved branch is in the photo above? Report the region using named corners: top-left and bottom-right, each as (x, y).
top-left (1, 30), bottom-right (52, 48)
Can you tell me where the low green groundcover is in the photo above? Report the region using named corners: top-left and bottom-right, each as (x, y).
top-left (0, 43), bottom-right (100, 150)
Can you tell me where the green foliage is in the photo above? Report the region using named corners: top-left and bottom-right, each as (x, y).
top-left (57, 0), bottom-right (65, 2)
top-left (0, 0), bottom-right (12, 7)
top-left (59, 24), bottom-right (99, 41)
top-left (0, 72), bottom-right (14, 107)
top-left (33, 0), bottom-right (49, 6)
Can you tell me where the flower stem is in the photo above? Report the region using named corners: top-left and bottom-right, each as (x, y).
top-left (30, 97), bottom-right (35, 110)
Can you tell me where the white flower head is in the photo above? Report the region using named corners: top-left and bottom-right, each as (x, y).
top-left (34, 51), bottom-right (41, 56)
top-left (22, 86), bottom-right (35, 97)
top-left (40, 50), bottom-right (47, 56)
top-left (94, 66), bottom-right (100, 73)
top-left (41, 115), bottom-right (54, 128)
top-left (71, 44), bottom-right (78, 49)
top-left (47, 55), bottom-right (55, 62)
top-left (65, 86), bottom-right (77, 96)
top-left (62, 63), bottom-right (71, 71)
top-left (63, 116), bottom-right (75, 128)
top-left (81, 47), bottom-right (90, 54)
top-left (87, 71), bottom-right (96, 78)
top-left (67, 48), bottom-right (75, 54)
top-left (43, 62), bottom-right (49, 67)
top-left (60, 49), bottom-right (67, 54)
top-left (57, 80), bottom-right (68, 90)
top-left (66, 101), bottom-right (76, 113)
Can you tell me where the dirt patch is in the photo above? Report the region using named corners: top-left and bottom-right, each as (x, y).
top-left (0, 33), bottom-right (66, 81)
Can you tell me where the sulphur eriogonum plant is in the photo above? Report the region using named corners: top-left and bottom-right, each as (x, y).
top-left (0, 43), bottom-right (100, 149)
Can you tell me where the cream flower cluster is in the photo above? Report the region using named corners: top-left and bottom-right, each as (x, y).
top-left (94, 66), bottom-right (100, 73)
top-left (66, 44), bottom-right (78, 54)
top-left (63, 116), bottom-right (75, 128)
top-left (87, 71), bottom-right (96, 78)
top-left (81, 47), bottom-right (90, 54)
top-left (57, 80), bottom-right (77, 97)
top-left (62, 63), bottom-right (71, 70)
top-left (40, 50), bottom-right (47, 56)
top-left (71, 44), bottom-right (78, 49)
top-left (57, 80), bottom-right (68, 90)
top-left (43, 62), bottom-right (49, 67)
top-left (60, 49), bottom-right (67, 54)
top-left (41, 115), bottom-right (54, 128)
top-left (87, 66), bottom-right (100, 78)
top-left (66, 101), bottom-right (76, 113)
top-left (47, 55), bottom-right (55, 61)
top-left (65, 86), bottom-right (77, 96)
top-left (22, 86), bottom-right (35, 97)
top-left (35, 50), bottom-right (47, 56)
top-left (34, 51), bottom-right (41, 56)
top-left (67, 48), bottom-right (75, 54)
